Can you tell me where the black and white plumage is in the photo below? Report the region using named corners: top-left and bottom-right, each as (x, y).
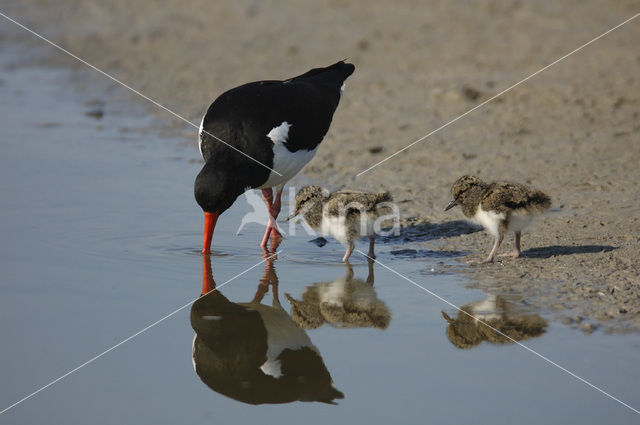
top-left (287, 186), bottom-right (393, 262)
top-left (445, 175), bottom-right (551, 263)
top-left (191, 256), bottom-right (343, 405)
top-left (194, 61), bottom-right (355, 254)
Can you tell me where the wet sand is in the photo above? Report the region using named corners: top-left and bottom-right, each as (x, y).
top-left (4, 49), bottom-right (640, 424)
top-left (2, 0), bottom-right (639, 331)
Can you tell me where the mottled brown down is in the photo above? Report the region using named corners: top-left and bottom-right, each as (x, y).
top-left (293, 186), bottom-right (392, 230)
top-left (292, 186), bottom-right (393, 261)
top-left (285, 264), bottom-right (391, 330)
top-left (447, 175), bottom-right (551, 263)
top-left (441, 296), bottom-right (547, 349)
top-left (451, 175), bottom-right (551, 219)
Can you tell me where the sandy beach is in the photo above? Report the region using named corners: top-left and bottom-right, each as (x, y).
top-left (2, 0), bottom-right (639, 332)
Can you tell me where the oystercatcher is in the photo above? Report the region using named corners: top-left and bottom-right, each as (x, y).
top-left (286, 186), bottom-right (393, 262)
top-left (195, 61), bottom-right (355, 253)
top-left (192, 256), bottom-right (343, 404)
top-left (445, 175), bottom-right (551, 263)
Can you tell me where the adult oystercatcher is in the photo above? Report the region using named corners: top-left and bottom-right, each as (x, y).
top-left (195, 61), bottom-right (355, 253)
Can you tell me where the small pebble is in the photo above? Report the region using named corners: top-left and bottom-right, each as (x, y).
top-left (85, 109), bottom-right (104, 119)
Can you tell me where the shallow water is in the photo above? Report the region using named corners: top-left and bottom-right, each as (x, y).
top-left (1, 52), bottom-right (640, 424)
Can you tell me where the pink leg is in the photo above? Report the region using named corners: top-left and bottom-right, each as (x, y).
top-left (260, 188), bottom-right (274, 251)
top-left (483, 234), bottom-right (504, 263)
top-left (367, 236), bottom-right (376, 260)
top-left (259, 187), bottom-right (284, 251)
top-left (343, 241), bottom-right (355, 263)
top-left (515, 231), bottom-right (522, 256)
top-left (468, 234), bottom-right (504, 264)
top-left (269, 187), bottom-right (283, 241)
top-left (498, 231), bottom-right (522, 258)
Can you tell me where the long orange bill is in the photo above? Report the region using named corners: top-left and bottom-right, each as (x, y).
top-left (202, 211), bottom-right (219, 254)
top-left (201, 254), bottom-right (216, 295)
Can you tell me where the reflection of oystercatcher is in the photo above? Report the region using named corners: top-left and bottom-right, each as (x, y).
top-left (192, 255), bottom-right (343, 404)
top-left (195, 61), bottom-right (355, 253)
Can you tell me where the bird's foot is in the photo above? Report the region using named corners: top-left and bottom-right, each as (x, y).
top-left (260, 223), bottom-right (272, 246)
top-left (261, 249), bottom-right (279, 260)
top-left (260, 228), bottom-right (282, 257)
top-left (467, 257), bottom-right (495, 265)
top-left (498, 250), bottom-right (521, 259)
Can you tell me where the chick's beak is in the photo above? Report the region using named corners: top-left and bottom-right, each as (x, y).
top-left (284, 210), bottom-right (298, 222)
top-left (444, 199), bottom-right (458, 211)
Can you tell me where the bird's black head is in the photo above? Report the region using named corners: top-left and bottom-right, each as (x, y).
top-left (195, 161), bottom-right (247, 254)
top-left (194, 161), bottom-right (246, 215)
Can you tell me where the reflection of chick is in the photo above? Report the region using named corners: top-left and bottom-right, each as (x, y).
top-left (285, 263), bottom-right (391, 330)
top-left (441, 295), bottom-right (547, 349)
top-left (191, 255), bottom-right (343, 404)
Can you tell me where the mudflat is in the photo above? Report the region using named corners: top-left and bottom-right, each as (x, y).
top-left (2, 0), bottom-right (638, 331)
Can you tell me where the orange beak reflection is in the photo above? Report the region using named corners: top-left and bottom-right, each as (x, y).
top-left (201, 254), bottom-right (216, 295)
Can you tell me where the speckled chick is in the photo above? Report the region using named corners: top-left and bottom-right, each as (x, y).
top-left (288, 186), bottom-right (393, 262)
top-left (445, 175), bottom-right (551, 264)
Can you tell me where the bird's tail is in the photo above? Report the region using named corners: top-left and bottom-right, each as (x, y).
top-left (292, 61), bottom-right (355, 85)
top-left (529, 191), bottom-right (551, 213)
top-left (375, 191), bottom-right (393, 204)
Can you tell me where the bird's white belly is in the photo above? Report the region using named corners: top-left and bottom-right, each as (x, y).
top-left (260, 145), bottom-right (318, 188)
top-left (472, 206), bottom-right (505, 238)
top-left (508, 210), bottom-right (534, 232)
top-left (318, 213), bottom-right (375, 245)
top-left (318, 278), bottom-right (348, 307)
top-left (320, 214), bottom-right (350, 244)
top-left (470, 295), bottom-right (501, 322)
top-left (254, 306), bottom-right (316, 378)
top-left (259, 121), bottom-right (318, 188)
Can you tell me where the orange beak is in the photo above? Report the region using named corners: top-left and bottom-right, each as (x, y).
top-left (201, 254), bottom-right (216, 295)
top-left (202, 211), bottom-right (219, 254)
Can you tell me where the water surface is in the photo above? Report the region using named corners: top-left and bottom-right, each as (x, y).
top-left (1, 52), bottom-right (639, 424)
